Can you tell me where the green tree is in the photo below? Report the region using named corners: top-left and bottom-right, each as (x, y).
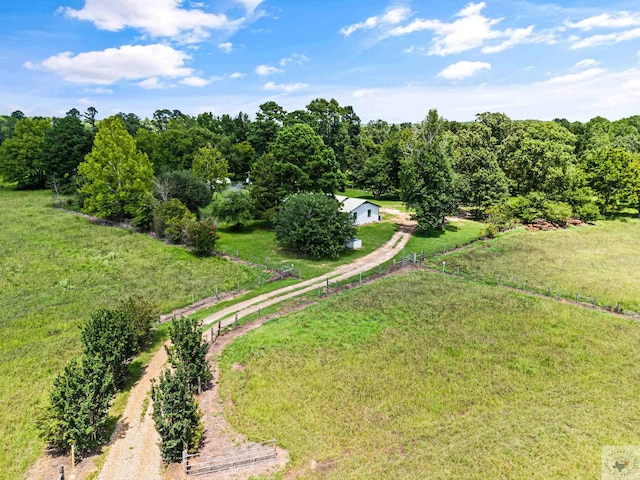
top-left (248, 101), bottom-right (285, 156)
top-left (185, 218), bottom-right (219, 256)
top-left (0, 117), bottom-right (50, 188)
top-left (78, 116), bottom-right (154, 220)
top-left (38, 355), bottom-right (115, 454)
top-left (211, 188), bottom-right (253, 228)
top-left (227, 141), bottom-right (255, 179)
top-left (151, 365), bottom-right (203, 463)
top-left (400, 110), bottom-right (459, 233)
top-left (167, 316), bottom-right (212, 390)
top-left (42, 114), bottom-right (94, 189)
top-left (356, 153), bottom-right (394, 199)
top-left (588, 147), bottom-right (634, 215)
top-left (191, 146), bottom-right (229, 192)
top-left (153, 125), bottom-right (216, 172)
top-left (274, 193), bottom-right (356, 259)
top-left (155, 170), bottom-right (212, 214)
top-left (454, 123), bottom-right (509, 217)
top-left (629, 157), bottom-right (640, 216)
top-left (270, 123), bottom-right (345, 194)
top-left (81, 309), bottom-right (137, 388)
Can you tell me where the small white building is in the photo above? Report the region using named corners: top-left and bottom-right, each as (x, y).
top-left (335, 195), bottom-right (381, 226)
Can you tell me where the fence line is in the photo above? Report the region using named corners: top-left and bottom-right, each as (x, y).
top-left (432, 260), bottom-right (635, 317)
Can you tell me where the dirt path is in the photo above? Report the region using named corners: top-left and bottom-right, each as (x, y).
top-left (27, 227), bottom-right (413, 480)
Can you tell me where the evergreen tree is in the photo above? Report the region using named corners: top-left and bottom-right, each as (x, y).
top-left (166, 317), bottom-right (212, 390)
top-left (151, 365), bottom-right (203, 463)
top-left (0, 117), bottom-right (50, 188)
top-left (37, 355), bottom-right (115, 454)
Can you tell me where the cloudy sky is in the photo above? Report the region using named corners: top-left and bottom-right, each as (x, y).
top-left (2, 0), bottom-right (640, 122)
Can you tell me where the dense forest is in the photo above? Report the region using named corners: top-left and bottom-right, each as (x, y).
top-left (1, 100), bottom-right (639, 236)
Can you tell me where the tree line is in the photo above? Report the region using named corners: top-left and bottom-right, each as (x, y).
top-left (1, 101), bottom-right (639, 244)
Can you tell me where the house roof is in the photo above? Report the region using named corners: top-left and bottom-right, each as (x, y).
top-left (335, 195), bottom-right (380, 213)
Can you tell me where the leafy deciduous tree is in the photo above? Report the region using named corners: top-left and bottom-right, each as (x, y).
top-left (78, 116), bottom-right (154, 220)
top-left (274, 193), bottom-right (356, 259)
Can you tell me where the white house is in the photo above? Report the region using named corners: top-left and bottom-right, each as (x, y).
top-left (335, 195), bottom-right (381, 226)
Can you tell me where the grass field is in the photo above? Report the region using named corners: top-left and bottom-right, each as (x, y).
top-left (0, 189), bottom-right (258, 480)
top-left (401, 219), bottom-right (485, 257)
top-left (216, 219), bottom-right (397, 279)
top-left (219, 272), bottom-right (640, 479)
top-left (438, 219), bottom-right (640, 312)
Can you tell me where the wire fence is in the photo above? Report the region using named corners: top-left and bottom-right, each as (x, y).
top-left (431, 259), bottom-right (636, 317)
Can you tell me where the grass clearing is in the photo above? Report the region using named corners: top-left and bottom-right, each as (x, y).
top-left (216, 220), bottom-right (397, 279)
top-left (0, 189), bottom-right (257, 480)
top-left (219, 271), bottom-right (640, 479)
top-left (439, 219), bottom-right (640, 312)
top-left (402, 219), bottom-right (485, 257)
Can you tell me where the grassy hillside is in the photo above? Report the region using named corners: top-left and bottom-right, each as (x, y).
top-left (220, 272), bottom-right (640, 479)
top-left (439, 219), bottom-right (640, 312)
top-left (0, 189), bottom-right (257, 480)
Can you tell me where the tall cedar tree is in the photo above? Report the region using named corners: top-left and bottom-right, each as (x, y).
top-left (166, 317), bottom-right (212, 390)
top-left (37, 355), bottom-right (115, 454)
top-left (81, 309), bottom-right (137, 388)
top-left (78, 116), bottom-right (154, 220)
top-left (151, 365), bottom-right (203, 463)
top-left (42, 114), bottom-right (94, 189)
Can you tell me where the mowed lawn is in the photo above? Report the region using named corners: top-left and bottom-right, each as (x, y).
top-left (216, 219), bottom-right (397, 279)
top-left (219, 272), bottom-right (640, 479)
top-left (0, 189), bottom-right (257, 480)
top-left (440, 219), bottom-right (640, 312)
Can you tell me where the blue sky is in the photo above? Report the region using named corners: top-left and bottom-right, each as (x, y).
top-left (2, 0), bottom-right (640, 122)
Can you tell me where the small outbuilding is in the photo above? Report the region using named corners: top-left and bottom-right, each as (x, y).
top-left (335, 195), bottom-right (381, 226)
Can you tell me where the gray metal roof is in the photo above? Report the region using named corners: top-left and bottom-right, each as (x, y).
top-left (335, 195), bottom-right (380, 213)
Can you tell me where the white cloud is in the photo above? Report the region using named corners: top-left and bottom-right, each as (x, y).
top-left (62, 0), bottom-right (241, 43)
top-left (138, 77), bottom-right (168, 89)
top-left (229, 72), bottom-right (246, 79)
top-left (84, 87), bottom-right (113, 94)
top-left (352, 88), bottom-right (379, 98)
top-left (255, 64), bottom-right (283, 76)
top-left (544, 68), bottom-right (605, 84)
top-left (235, 0), bottom-right (265, 14)
top-left (28, 44), bottom-right (193, 85)
top-left (570, 27), bottom-right (640, 49)
top-left (575, 58), bottom-right (599, 69)
top-left (566, 12), bottom-right (640, 31)
top-left (341, 6), bottom-right (412, 36)
top-left (438, 60), bottom-right (491, 80)
top-left (263, 82), bottom-right (308, 92)
top-left (179, 76), bottom-right (210, 87)
top-left (386, 2), bottom-right (549, 56)
top-left (218, 42), bottom-right (233, 53)
top-left (279, 53), bottom-right (310, 66)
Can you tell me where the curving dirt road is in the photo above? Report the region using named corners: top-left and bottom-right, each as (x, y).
top-left (46, 227), bottom-right (412, 480)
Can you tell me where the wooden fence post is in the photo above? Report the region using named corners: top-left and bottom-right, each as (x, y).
top-left (234, 314), bottom-right (238, 329)
top-left (183, 449), bottom-right (188, 473)
top-left (58, 466), bottom-right (64, 480)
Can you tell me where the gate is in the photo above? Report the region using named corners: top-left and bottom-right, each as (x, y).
top-left (183, 440), bottom-right (277, 476)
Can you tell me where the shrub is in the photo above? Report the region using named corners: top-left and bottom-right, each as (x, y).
top-left (274, 193), bottom-right (357, 259)
top-left (185, 218), bottom-right (219, 256)
top-left (210, 188), bottom-right (253, 229)
top-left (117, 295), bottom-right (159, 350)
top-left (542, 200), bottom-right (573, 226)
top-left (153, 198), bottom-right (196, 243)
top-left (574, 202), bottom-right (602, 223)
